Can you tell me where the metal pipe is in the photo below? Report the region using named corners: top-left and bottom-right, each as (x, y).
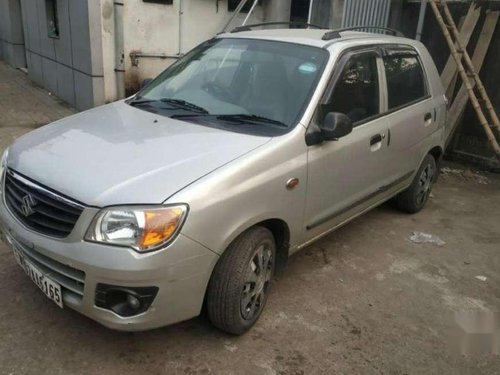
top-left (221, 0), bottom-right (249, 32)
top-left (129, 52), bottom-right (181, 67)
top-left (307, 0), bottom-right (315, 25)
top-left (113, 0), bottom-right (125, 99)
top-left (243, 0), bottom-right (259, 26)
top-left (415, 0), bottom-right (427, 40)
top-left (178, 0), bottom-right (183, 54)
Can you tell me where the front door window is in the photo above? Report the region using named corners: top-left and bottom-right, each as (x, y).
top-left (322, 53), bottom-right (380, 125)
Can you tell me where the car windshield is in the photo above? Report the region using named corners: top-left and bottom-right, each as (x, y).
top-left (131, 38), bottom-right (328, 135)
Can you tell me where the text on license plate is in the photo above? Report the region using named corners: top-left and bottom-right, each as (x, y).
top-left (13, 250), bottom-right (63, 308)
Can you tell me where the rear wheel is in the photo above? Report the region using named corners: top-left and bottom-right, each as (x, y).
top-left (396, 154), bottom-right (436, 214)
top-left (206, 226), bottom-right (275, 335)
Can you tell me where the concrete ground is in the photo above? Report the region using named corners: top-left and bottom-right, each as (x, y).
top-left (1, 60), bottom-right (499, 375)
top-left (0, 61), bottom-right (75, 146)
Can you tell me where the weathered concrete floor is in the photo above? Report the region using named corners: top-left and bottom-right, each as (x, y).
top-left (0, 166), bottom-right (498, 375)
top-left (0, 60), bottom-right (75, 145)
top-left (0, 59), bottom-right (499, 375)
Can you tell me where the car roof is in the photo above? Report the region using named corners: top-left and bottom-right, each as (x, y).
top-left (218, 28), bottom-right (412, 49)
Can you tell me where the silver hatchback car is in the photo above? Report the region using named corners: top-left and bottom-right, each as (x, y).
top-left (0, 27), bottom-right (446, 334)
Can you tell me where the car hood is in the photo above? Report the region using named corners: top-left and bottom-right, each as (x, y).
top-left (7, 101), bottom-right (271, 206)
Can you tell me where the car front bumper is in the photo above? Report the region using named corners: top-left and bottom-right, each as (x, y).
top-left (0, 196), bottom-right (219, 331)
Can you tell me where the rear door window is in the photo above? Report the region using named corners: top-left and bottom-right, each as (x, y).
top-left (383, 52), bottom-right (428, 110)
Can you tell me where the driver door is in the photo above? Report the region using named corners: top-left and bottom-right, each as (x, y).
top-left (303, 48), bottom-right (394, 242)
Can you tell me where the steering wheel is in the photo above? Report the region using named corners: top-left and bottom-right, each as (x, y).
top-left (203, 81), bottom-right (234, 103)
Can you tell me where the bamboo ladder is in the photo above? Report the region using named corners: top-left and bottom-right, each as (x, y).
top-left (429, 0), bottom-right (500, 161)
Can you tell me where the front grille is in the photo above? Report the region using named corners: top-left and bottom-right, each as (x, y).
top-left (11, 235), bottom-right (85, 299)
top-left (3, 169), bottom-right (85, 238)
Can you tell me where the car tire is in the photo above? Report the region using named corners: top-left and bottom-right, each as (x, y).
top-left (206, 226), bottom-right (276, 335)
top-left (396, 154), bottom-right (436, 214)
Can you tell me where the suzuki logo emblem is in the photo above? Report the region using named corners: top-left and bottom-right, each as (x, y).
top-left (21, 194), bottom-right (37, 217)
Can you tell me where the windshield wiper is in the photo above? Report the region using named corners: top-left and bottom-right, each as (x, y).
top-left (129, 97), bottom-right (208, 114)
top-left (159, 99), bottom-right (208, 114)
top-left (128, 96), bottom-right (156, 105)
top-left (216, 114), bottom-right (288, 128)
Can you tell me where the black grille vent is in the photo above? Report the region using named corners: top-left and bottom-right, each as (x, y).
top-left (3, 169), bottom-right (85, 238)
top-left (12, 235), bottom-right (85, 299)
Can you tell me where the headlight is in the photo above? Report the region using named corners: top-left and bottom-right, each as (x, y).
top-left (85, 204), bottom-right (188, 252)
top-left (0, 148), bottom-right (9, 187)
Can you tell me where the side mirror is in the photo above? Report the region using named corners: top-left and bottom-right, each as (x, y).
top-left (321, 112), bottom-right (353, 141)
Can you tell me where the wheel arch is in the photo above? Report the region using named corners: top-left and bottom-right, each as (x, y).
top-left (428, 145), bottom-right (444, 182)
top-left (213, 217), bottom-right (291, 278)
top-left (428, 145), bottom-right (443, 162)
top-left (202, 217), bottom-right (291, 313)
top-left (256, 218), bottom-right (290, 277)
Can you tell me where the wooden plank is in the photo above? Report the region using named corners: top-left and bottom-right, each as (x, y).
top-left (440, 3), bottom-right (480, 95)
top-left (444, 15), bottom-right (465, 100)
top-left (445, 10), bottom-right (500, 146)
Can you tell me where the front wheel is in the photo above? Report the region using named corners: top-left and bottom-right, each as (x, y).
top-left (206, 226), bottom-right (275, 335)
top-left (396, 154), bottom-right (436, 214)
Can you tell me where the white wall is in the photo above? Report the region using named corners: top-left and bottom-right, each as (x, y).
top-left (89, 0), bottom-right (106, 106)
top-left (120, 0), bottom-right (265, 95)
top-left (101, 0), bottom-right (117, 102)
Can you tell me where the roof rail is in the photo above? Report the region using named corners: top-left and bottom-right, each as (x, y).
top-left (322, 26), bottom-right (405, 40)
top-left (231, 21), bottom-right (325, 33)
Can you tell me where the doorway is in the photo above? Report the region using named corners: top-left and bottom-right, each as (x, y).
top-left (290, 0), bottom-right (310, 24)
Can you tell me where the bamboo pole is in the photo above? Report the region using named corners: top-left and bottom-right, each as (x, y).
top-left (430, 0), bottom-right (500, 159)
top-left (439, 1), bottom-right (500, 133)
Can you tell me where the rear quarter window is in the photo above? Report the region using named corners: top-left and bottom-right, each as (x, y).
top-left (383, 53), bottom-right (428, 110)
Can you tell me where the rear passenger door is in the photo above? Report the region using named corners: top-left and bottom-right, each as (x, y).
top-left (381, 47), bottom-right (435, 177)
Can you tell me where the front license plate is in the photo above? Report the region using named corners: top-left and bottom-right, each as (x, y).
top-left (13, 250), bottom-right (63, 308)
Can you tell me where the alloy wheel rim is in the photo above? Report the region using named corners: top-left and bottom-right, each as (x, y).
top-left (416, 164), bottom-right (434, 205)
top-left (240, 244), bottom-right (273, 320)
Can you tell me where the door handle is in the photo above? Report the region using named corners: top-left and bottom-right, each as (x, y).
top-left (370, 134), bottom-right (383, 146)
top-left (424, 112), bottom-right (432, 122)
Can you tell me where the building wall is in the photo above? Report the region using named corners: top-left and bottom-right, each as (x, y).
top-left (101, 0), bottom-right (117, 103)
top-left (449, 9), bottom-right (500, 165)
top-left (0, 0), bottom-right (26, 68)
top-left (309, 0), bottom-right (344, 29)
top-left (121, 0), bottom-right (265, 95)
top-left (264, 0), bottom-right (292, 22)
top-left (1, 0), bottom-right (271, 108)
top-left (393, 2), bottom-right (500, 166)
top-left (18, 0), bottom-right (105, 110)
